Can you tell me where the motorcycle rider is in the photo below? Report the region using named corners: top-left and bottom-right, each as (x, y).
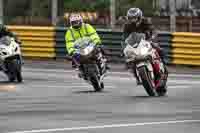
top-left (0, 24), bottom-right (21, 44)
top-left (123, 8), bottom-right (168, 85)
top-left (65, 13), bottom-right (108, 77)
top-left (0, 24), bottom-right (23, 70)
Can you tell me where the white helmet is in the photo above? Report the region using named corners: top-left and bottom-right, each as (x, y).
top-left (69, 13), bottom-right (83, 29)
top-left (127, 8), bottom-right (143, 24)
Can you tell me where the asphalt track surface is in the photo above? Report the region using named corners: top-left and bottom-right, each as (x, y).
top-left (0, 60), bottom-right (200, 133)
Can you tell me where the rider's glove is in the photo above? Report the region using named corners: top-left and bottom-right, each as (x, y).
top-left (73, 51), bottom-right (81, 62)
top-left (16, 39), bottom-right (22, 44)
top-left (96, 44), bottom-right (102, 51)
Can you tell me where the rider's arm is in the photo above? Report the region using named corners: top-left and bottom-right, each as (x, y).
top-left (144, 18), bottom-right (157, 41)
top-left (123, 23), bottom-right (132, 41)
top-left (85, 24), bottom-right (101, 45)
top-left (65, 30), bottom-right (75, 55)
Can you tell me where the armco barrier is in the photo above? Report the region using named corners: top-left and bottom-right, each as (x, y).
top-left (6, 26), bottom-right (173, 63)
top-left (55, 27), bottom-right (172, 63)
top-left (55, 27), bottom-right (67, 59)
top-left (7, 26), bottom-right (56, 59)
top-left (55, 28), bottom-right (124, 62)
top-left (97, 30), bottom-right (123, 62)
top-left (172, 32), bottom-right (200, 66)
top-left (157, 32), bottom-right (173, 64)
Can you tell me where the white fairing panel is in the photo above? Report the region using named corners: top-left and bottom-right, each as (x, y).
top-left (123, 39), bottom-right (153, 63)
top-left (0, 37), bottom-right (21, 61)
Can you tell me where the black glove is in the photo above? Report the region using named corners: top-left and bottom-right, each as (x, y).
top-left (96, 45), bottom-right (106, 55)
top-left (72, 51), bottom-right (81, 62)
top-left (16, 39), bottom-right (22, 44)
top-left (14, 36), bottom-right (22, 44)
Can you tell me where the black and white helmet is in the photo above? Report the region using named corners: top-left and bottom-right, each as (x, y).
top-left (127, 8), bottom-right (143, 24)
top-left (0, 24), bottom-right (6, 33)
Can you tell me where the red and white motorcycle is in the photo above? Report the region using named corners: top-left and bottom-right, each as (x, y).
top-left (123, 33), bottom-right (168, 96)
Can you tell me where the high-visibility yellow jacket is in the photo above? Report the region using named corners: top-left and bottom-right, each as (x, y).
top-left (65, 23), bottom-right (101, 55)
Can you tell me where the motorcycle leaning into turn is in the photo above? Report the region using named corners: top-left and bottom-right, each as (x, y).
top-left (0, 36), bottom-right (23, 83)
top-left (72, 37), bottom-right (108, 92)
top-left (123, 32), bottom-right (168, 96)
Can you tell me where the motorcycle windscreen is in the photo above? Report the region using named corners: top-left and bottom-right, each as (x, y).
top-left (0, 36), bottom-right (11, 46)
top-left (74, 37), bottom-right (92, 49)
top-left (74, 37), bottom-right (95, 56)
top-left (125, 32), bottom-right (146, 48)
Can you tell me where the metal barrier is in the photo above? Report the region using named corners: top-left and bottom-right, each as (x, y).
top-left (55, 27), bottom-right (67, 59)
top-left (97, 30), bottom-right (123, 62)
top-left (55, 28), bottom-right (172, 63)
top-left (8, 26), bottom-right (200, 66)
top-left (172, 32), bottom-right (200, 65)
top-left (157, 32), bottom-right (173, 64)
top-left (55, 28), bottom-right (124, 62)
top-left (7, 26), bottom-right (56, 59)
top-left (6, 26), bottom-right (172, 63)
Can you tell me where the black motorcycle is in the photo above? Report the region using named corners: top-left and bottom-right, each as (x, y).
top-left (74, 37), bottom-right (107, 92)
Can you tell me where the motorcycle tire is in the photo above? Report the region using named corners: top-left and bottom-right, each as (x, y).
top-left (156, 79), bottom-right (167, 96)
top-left (7, 59), bottom-right (23, 83)
top-left (138, 66), bottom-right (157, 96)
top-left (16, 68), bottom-right (23, 83)
top-left (91, 74), bottom-right (103, 92)
top-left (16, 59), bottom-right (23, 83)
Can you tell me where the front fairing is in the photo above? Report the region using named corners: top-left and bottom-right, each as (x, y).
top-left (74, 37), bottom-right (97, 63)
top-left (0, 36), bottom-right (21, 60)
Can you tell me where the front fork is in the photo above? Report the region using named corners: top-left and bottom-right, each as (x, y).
top-left (97, 52), bottom-right (107, 75)
top-left (134, 61), bottom-right (155, 85)
top-left (2, 55), bottom-right (22, 72)
top-left (19, 55), bottom-right (24, 65)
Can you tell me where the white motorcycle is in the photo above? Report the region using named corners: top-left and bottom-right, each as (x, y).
top-left (123, 33), bottom-right (168, 96)
top-left (0, 36), bottom-right (23, 82)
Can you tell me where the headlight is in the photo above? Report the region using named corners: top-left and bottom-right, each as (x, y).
top-left (123, 44), bottom-right (136, 58)
top-left (80, 45), bottom-right (94, 56)
top-left (140, 48), bottom-right (149, 55)
top-left (124, 50), bottom-right (136, 58)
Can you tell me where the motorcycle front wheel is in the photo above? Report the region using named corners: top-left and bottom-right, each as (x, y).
top-left (90, 74), bottom-right (104, 92)
top-left (6, 59), bottom-right (23, 83)
top-left (138, 66), bottom-right (157, 96)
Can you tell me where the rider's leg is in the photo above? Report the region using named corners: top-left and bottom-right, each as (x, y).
top-left (151, 42), bottom-right (168, 75)
top-left (151, 43), bottom-right (165, 63)
top-left (71, 57), bottom-right (79, 69)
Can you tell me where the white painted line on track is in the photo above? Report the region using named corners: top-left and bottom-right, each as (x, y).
top-left (168, 85), bottom-right (190, 89)
top-left (169, 80), bottom-right (200, 85)
top-left (10, 119), bottom-right (200, 133)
